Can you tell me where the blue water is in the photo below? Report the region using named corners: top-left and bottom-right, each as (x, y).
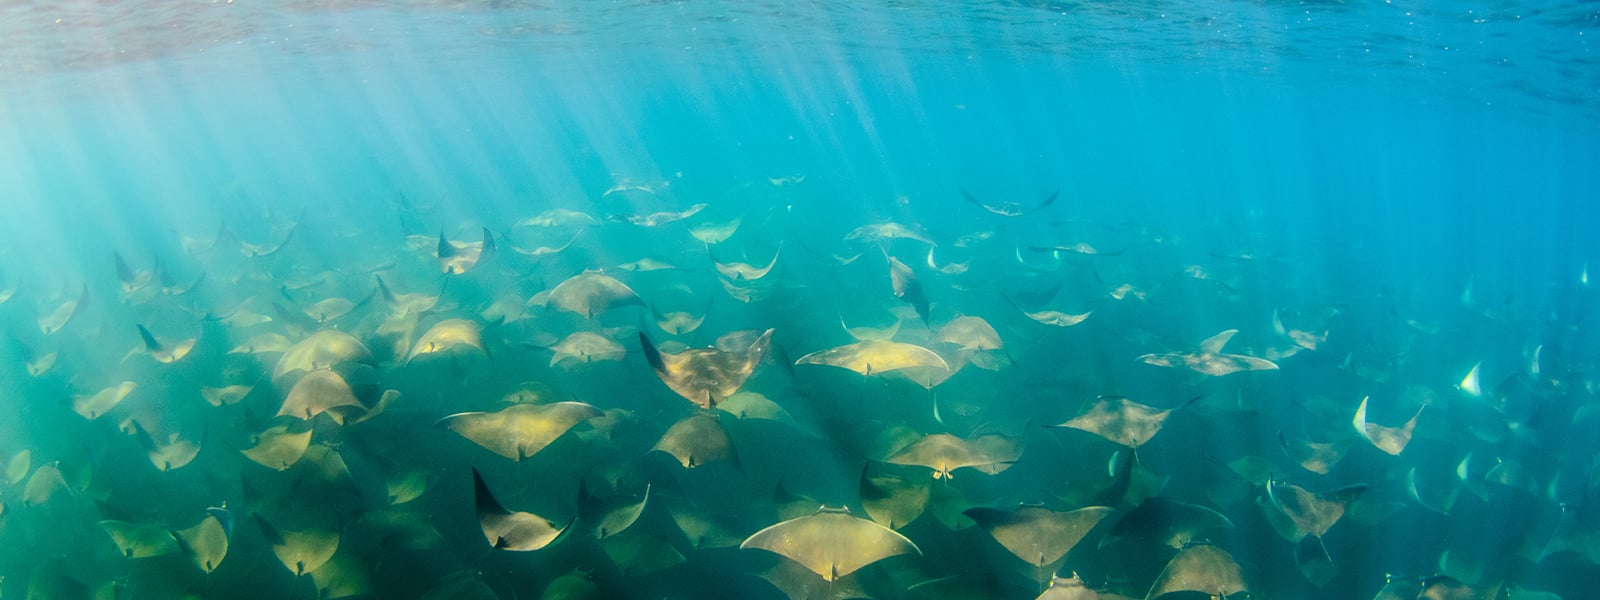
top-left (1, 1), bottom-right (1598, 599)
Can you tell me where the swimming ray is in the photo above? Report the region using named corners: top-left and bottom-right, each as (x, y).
top-left (888, 254), bottom-right (931, 322)
top-left (1137, 330), bottom-right (1279, 377)
top-left (310, 551), bottom-right (373, 599)
top-left (375, 274), bottom-right (445, 316)
top-left (717, 391), bottom-right (802, 429)
top-left (240, 420), bottom-right (314, 470)
top-left (1352, 396), bottom-right (1422, 455)
top-left (436, 401), bottom-right (601, 461)
top-left (516, 208), bottom-right (599, 228)
top-left (740, 506), bottom-right (922, 582)
top-left (473, 467), bottom-right (571, 551)
top-left (653, 304), bottom-right (708, 335)
top-left (71, 381), bottom-right (137, 420)
top-left (273, 330), bottom-right (373, 381)
top-left (601, 533), bottom-right (686, 576)
top-left (548, 331), bottom-right (627, 369)
top-left (712, 244), bottom-right (781, 281)
top-left (548, 270), bottom-right (644, 318)
top-left (617, 203), bottom-right (708, 227)
top-left (37, 284), bottom-right (87, 335)
top-left (757, 558), bottom-right (872, 600)
top-left (202, 383), bottom-right (254, 407)
top-left (6, 450), bottom-right (30, 485)
top-left (232, 225), bottom-right (296, 257)
top-left (127, 420), bottom-right (202, 472)
top-left (254, 515), bottom-right (340, 576)
top-left (579, 481), bottom-right (651, 540)
top-left (438, 227), bottom-right (496, 274)
top-left (936, 316), bottom-right (1004, 351)
top-left (114, 251), bottom-right (154, 295)
top-left (1278, 432), bottom-right (1355, 474)
top-left (960, 188), bottom-right (1059, 217)
top-left (1144, 544), bottom-right (1248, 600)
top-left (407, 318), bottom-right (486, 362)
top-left (859, 464), bottom-right (931, 530)
top-left (1099, 497), bottom-right (1234, 550)
top-left (844, 222), bottom-right (935, 246)
top-left (1051, 395), bottom-right (1195, 449)
top-left (1262, 479), bottom-right (1366, 542)
top-left (963, 504), bottom-right (1114, 570)
top-left (639, 329), bottom-right (773, 408)
top-left (653, 413), bottom-right (739, 469)
top-left (925, 245), bottom-right (970, 275)
top-left (1036, 575), bottom-right (1103, 600)
top-left (130, 323), bottom-right (196, 363)
top-left (689, 215), bottom-right (743, 245)
top-left (276, 369), bottom-right (364, 423)
top-left (173, 508), bottom-right (232, 573)
top-left (884, 432), bottom-right (1016, 480)
top-left (504, 233), bottom-right (578, 258)
top-left (99, 519), bottom-right (180, 558)
top-left (794, 339), bottom-right (948, 376)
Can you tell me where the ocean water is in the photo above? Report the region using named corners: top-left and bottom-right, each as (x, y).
top-left (1, 1), bottom-right (1598, 599)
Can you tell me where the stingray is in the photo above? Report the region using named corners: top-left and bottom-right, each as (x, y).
top-left (436, 401), bottom-right (601, 461)
top-left (602, 533), bottom-right (686, 576)
top-left (794, 339), bottom-right (948, 377)
top-left (100, 520), bottom-right (180, 559)
top-left (719, 275), bottom-right (779, 303)
top-left (1262, 480), bottom-right (1366, 544)
top-left (1278, 432), bottom-right (1355, 474)
top-left (1000, 291), bottom-right (1093, 328)
top-left (202, 383), bottom-right (254, 407)
top-left (407, 319), bottom-right (485, 362)
top-left (1352, 396), bottom-right (1423, 455)
top-left (311, 552), bottom-right (372, 599)
top-left (438, 227), bottom-right (496, 274)
top-left (255, 515), bottom-right (339, 576)
top-left (653, 413), bottom-right (739, 469)
top-left (654, 304), bottom-right (708, 335)
top-left (718, 391), bottom-right (802, 429)
top-left (689, 215), bottom-right (744, 245)
top-left (964, 504), bottom-right (1113, 574)
top-left (1144, 544), bottom-right (1248, 599)
top-left (240, 420), bottom-right (314, 470)
top-left (639, 329), bottom-right (773, 408)
top-left (22, 462), bottom-right (68, 507)
top-left (884, 433), bottom-right (1014, 480)
top-left (273, 330), bottom-right (372, 380)
top-left (712, 244), bottom-right (782, 281)
top-left (1272, 305), bottom-right (1337, 350)
top-left (1037, 575), bottom-right (1103, 600)
top-left (158, 267), bottom-right (206, 296)
top-left (1138, 330), bottom-right (1279, 376)
top-left (375, 274), bottom-right (445, 316)
top-left (618, 203), bottom-right (708, 227)
top-left (277, 369), bottom-right (364, 422)
top-left (888, 254), bottom-right (931, 322)
top-left (614, 256), bottom-right (680, 272)
top-left (71, 381), bottom-right (137, 420)
top-left (937, 316), bottom-right (1004, 351)
top-left (232, 226), bottom-right (296, 257)
top-left (516, 208), bottom-right (599, 228)
top-left (128, 420), bottom-right (201, 472)
top-left (173, 508), bottom-right (231, 573)
top-left (925, 245), bottom-right (971, 275)
top-left (664, 494), bottom-right (746, 549)
top-left (473, 468), bottom-right (572, 551)
top-left (1030, 242), bottom-right (1126, 257)
top-left (548, 270), bottom-right (644, 318)
top-left (741, 506), bottom-right (922, 582)
top-left (37, 283), bottom-right (87, 335)
top-left (859, 464), bottom-right (932, 530)
top-left (114, 251), bottom-right (155, 295)
top-left (7, 450), bottom-right (29, 485)
top-left (547, 331), bottom-right (627, 368)
top-left (844, 222), bottom-right (936, 246)
top-left (961, 188), bottom-right (1060, 217)
top-left (579, 481), bottom-right (651, 540)
top-left (1051, 395), bottom-right (1196, 449)
top-left (1099, 498), bottom-right (1234, 550)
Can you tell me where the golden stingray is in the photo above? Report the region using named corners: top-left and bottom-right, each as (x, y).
top-left (620, 203), bottom-right (707, 227)
top-left (964, 505), bottom-right (1114, 568)
top-left (240, 420), bottom-right (314, 470)
top-left (22, 462), bottom-right (68, 507)
top-left (255, 516), bottom-right (339, 576)
top-left (273, 330), bottom-right (372, 380)
top-left (375, 275), bottom-right (444, 316)
top-left (937, 316), bottom-right (1004, 351)
top-left (717, 391), bottom-right (801, 428)
top-left (436, 401), bottom-right (602, 461)
top-left (1145, 544), bottom-right (1248, 599)
top-left (232, 333), bottom-right (294, 355)
top-left (549, 331), bottom-right (626, 368)
top-left (1137, 330), bottom-right (1279, 377)
top-left (202, 384), bottom-right (253, 407)
top-left (654, 305), bottom-right (707, 335)
top-left (601, 534), bottom-right (685, 576)
top-left (860, 465), bottom-right (931, 530)
top-left (474, 468), bottom-right (571, 551)
top-left (794, 339), bottom-right (948, 377)
top-left (99, 520), bottom-right (179, 559)
top-left (1001, 290), bottom-right (1094, 328)
top-left (844, 222), bottom-right (934, 246)
top-left (1052, 396), bottom-right (1195, 448)
top-left (311, 551), bottom-right (373, 600)
top-left (505, 233), bottom-right (578, 258)
top-left (232, 226), bottom-right (296, 257)
top-left (135, 324), bottom-right (195, 363)
top-left (72, 381), bottom-right (137, 420)
top-left (6, 450), bottom-right (30, 485)
top-left (548, 271), bottom-right (644, 318)
top-left (277, 370), bottom-right (363, 422)
top-left (1262, 480), bottom-right (1366, 542)
top-left (407, 318), bottom-right (485, 361)
top-left (689, 216), bottom-right (743, 245)
top-left (885, 433), bottom-right (1010, 480)
top-left (1038, 575), bottom-right (1103, 600)
top-left (580, 482), bottom-right (651, 540)
top-left (712, 244), bottom-right (781, 281)
top-left (1279, 433), bottom-right (1355, 475)
top-left (1352, 396), bottom-right (1423, 455)
top-left (640, 329), bottom-right (773, 408)
top-left (740, 506), bottom-right (922, 582)
top-left (719, 275), bottom-right (778, 303)
top-left (173, 509), bottom-right (231, 573)
top-left (37, 284), bottom-right (87, 335)
top-left (115, 251), bottom-right (154, 295)
top-left (438, 227), bottom-right (496, 274)
top-left (664, 495), bottom-right (746, 549)
top-left (515, 208), bottom-right (598, 228)
top-left (128, 420), bottom-right (201, 472)
top-left (887, 254), bottom-right (930, 322)
top-left (653, 413), bottom-right (738, 469)
top-left (1100, 498), bottom-right (1234, 550)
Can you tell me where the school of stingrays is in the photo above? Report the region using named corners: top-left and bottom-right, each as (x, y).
top-left (0, 181), bottom-right (1595, 600)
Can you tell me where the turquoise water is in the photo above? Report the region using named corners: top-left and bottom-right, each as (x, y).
top-left (1, 2), bottom-right (1597, 599)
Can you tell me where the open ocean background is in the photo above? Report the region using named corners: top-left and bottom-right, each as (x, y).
top-left (1, 2), bottom-right (1598, 599)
